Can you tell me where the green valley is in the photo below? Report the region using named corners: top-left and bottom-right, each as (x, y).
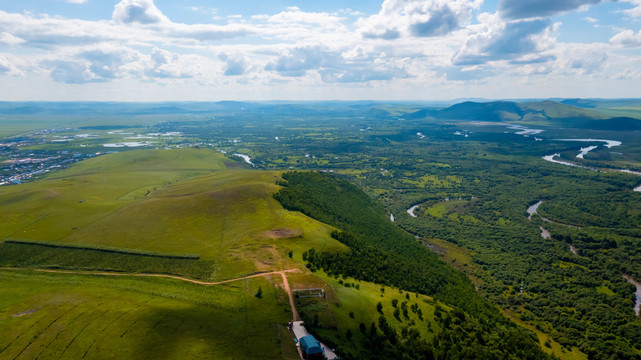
top-left (1, 99), bottom-right (641, 359)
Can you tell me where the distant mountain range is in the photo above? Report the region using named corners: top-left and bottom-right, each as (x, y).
top-left (1, 99), bottom-right (640, 131)
top-left (404, 99), bottom-right (641, 131)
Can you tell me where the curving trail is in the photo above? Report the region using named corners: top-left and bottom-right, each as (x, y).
top-left (1, 266), bottom-right (299, 286)
top-left (26, 268), bottom-right (299, 285)
top-left (1, 267), bottom-right (303, 321)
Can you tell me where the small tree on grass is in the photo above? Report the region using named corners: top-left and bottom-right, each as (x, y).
top-left (255, 286), bottom-right (263, 298)
top-left (288, 250), bottom-right (293, 258)
top-left (376, 302), bottom-right (383, 314)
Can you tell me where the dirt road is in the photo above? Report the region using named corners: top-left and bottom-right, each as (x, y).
top-left (27, 268), bottom-right (297, 286)
top-left (279, 271), bottom-right (299, 321)
top-left (2, 267), bottom-right (301, 321)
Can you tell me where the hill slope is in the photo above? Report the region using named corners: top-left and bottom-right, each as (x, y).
top-left (405, 100), bottom-right (641, 130)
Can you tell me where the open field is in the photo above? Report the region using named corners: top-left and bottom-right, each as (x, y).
top-left (0, 269), bottom-right (298, 360)
top-left (0, 148), bottom-right (345, 280)
top-left (0, 148), bottom-right (355, 358)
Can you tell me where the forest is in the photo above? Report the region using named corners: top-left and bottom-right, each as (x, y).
top-left (275, 171), bottom-right (549, 359)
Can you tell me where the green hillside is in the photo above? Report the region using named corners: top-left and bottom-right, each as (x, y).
top-left (405, 100), bottom-right (641, 130)
top-left (0, 148), bottom-right (345, 280)
top-left (0, 148), bottom-right (452, 359)
top-left (275, 171), bottom-right (550, 359)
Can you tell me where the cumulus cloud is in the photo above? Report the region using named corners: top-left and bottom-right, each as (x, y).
top-left (0, 3), bottom-right (251, 51)
top-left (264, 47), bottom-right (324, 77)
top-left (555, 43), bottom-right (608, 75)
top-left (0, 0), bottom-right (637, 99)
top-left (498, 0), bottom-right (607, 20)
top-left (42, 45), bottom-right (199, 83)
top-left (219, 53), bottom-right (246, 76)
top-left (453, 14), bottom-right (556, 65)
top-left (112, 0), bottom-right (169, 24)
top-left (42, 46), bottom-right (143, 83)
top-left (621, 0), bottom-right (641, 17)
top-left (111, 0), bottom-right (253, 42)
top-left (262, 44), bottom-right (409, 83)
top-left (0, 55), bottom-right (20, 75)
top-left (0, 32), bottom-right (25, 45)
top-left (267, 6), bottom-right (344, 28)
top-left (146, 47), bottom-right (197, 78)
top-left (358, 0), bottom-right (482, 39)
top-left (81, 48), bottom-right (142, 79)
top-left (610, 29), bottom-right (641, 46)
top-left (44, 60), bottom-right (101, 84)
top-left (0, 10), bottom-right (119, 47)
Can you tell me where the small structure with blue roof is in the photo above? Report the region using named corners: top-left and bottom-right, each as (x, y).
top-left (299, 335), bottom-right (325, 359)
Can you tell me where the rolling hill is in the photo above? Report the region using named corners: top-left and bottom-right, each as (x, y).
top-left (0, 148), bottom-right (470, 359)
top-left (404, 100), bottom-right (641, 130)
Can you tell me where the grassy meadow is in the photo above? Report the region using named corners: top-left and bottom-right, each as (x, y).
top-left (0, 269), bottom-right (297, 360)
top-left (0, 148), bottom-right (345, 280)
top-left (0, 148), bottom-right (356, 359)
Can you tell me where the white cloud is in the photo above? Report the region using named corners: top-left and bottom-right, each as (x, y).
top-left (358, 0), bottom-right (482, 39)
top-left (113, 0), bottom-right (169, 24)
top-left (453, 13), bottom-right (557, 65)
top-left (218, 53), bottom-right (247, 76)
top-left (0, 54), bottom-right (23, 75)
top-left (561, 45), bottom-right (608, 75)
top-left (40, 45), bottom-right (203, 83)
top-left (0, 31), bottom-right (25, 45)
top-left (610, 29), bottom-right (641, 46)
top-left (621, 0), bottom-right (641, 17)
top-left (0, 0), bottom-right (638, 100)
top-left (67, 0), bottom-right (88, 4)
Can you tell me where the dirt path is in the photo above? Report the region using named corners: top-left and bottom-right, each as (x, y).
top-left (26, 268), bottom-right (298, 286)
top-left (1, 267), bottom-right (302, 321)
top-left (279, 272), bottom-right (299, 321)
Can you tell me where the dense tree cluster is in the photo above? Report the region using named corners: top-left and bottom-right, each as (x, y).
top-left (275, 171), bottom-right (549, 359)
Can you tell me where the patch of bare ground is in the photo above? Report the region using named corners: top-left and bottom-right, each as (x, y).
top-left (13, 309), bottom-right (39, 317)
top-left (261, 228), bottom-right (302, 239)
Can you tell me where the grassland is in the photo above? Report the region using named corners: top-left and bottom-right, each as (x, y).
top-left (0, 269), bottom-right (297, 360)
top-left (0, 148), bottom-right (345, 280)
top-left (0, 148), bottom-right (358, 359)
top-left (0, 241), bottom-right (217, 279)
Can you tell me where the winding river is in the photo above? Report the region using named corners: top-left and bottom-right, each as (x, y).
top-left (576, 146), bottom-right (598, 159)
top-left (542, 139), bottom-right (641, 191)
top-left (407, 205), bottom-right (420, 218)
top-left (528, 201), bottom-right (641, 317)
top-left (232, 153), bottom-right (255, 167)
top-left (527, 201), bottom-right (543, 221)
top-left (543, 153), bottom-right (641, 191)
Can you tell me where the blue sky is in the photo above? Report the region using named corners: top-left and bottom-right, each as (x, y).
top-left (0, 0), bottom-right (640, 101)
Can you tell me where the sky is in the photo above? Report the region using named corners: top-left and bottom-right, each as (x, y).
top-left (0, 0), bottom-right (641, 101)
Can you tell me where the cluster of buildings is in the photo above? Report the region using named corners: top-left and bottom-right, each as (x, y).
top-left (0, 140), bottom-right (99, 186)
